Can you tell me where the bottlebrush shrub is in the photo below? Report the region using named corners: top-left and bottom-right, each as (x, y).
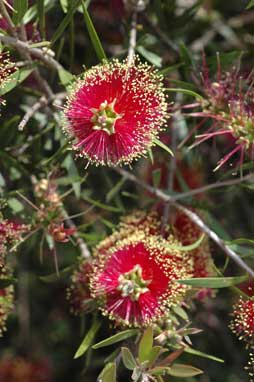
top-left (63, 57), bottom-right (167, 166)
top-left (188, 57), bottom-right (254, 170)
top-left (2, 1), bottom-right (254, 381)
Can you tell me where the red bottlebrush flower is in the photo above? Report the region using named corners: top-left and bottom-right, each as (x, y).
top-left (186, 56), bottom-right (254, 170)
top-left (230, 297), bottom-right (254, 347)
top-left (0, 52), bottom-right (15, 108)
top-left (48, 223), bottom-right (75, 243)
top-left (122, 210), bottom-right (214, 282)
top-left (67, 260), bottom-right (93, 315)
top-left (90, 230), bottom-right (191, 327)
top-left (238, 280), bottom-right (254, 298)
top-left (0, 254), bottom-right (14, 336)
top-left (64, 58), bottom-right (167, 166)
top-left (0, 357), bottom-right (52, 382)
top-left (0, 219), bottom-right (29, 251)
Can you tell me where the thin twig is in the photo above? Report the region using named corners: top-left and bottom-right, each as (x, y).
top-left (115, 167), bottom-right (254, 278)
top-left (61, 209), bottom-right (91, 259)
top-left (18, 92), bottom-right (66, 131)
top-left (171, 173), bottom-right (254, 201)
top-left (0, 9), bottom-right (53, 98)
top-left (127, 11), bottom-right (138, 65)
top-left (0, 34), bottom-right (64, 71)
top-left (0, 0), bottom-right (17, 36)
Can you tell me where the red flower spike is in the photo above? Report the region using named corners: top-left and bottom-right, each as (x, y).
top-left (64, 57), bottom-right (168, 166)
top-left (0, 53), bottom-right (15, 109)
top-left (67, 261), bottom-right (93, 315)
top-left (186, 56), bottom-right (254, 170)
top-left (230, 297), bottom-right (254, 347)
top-left (238, 280), bottom-right (254, 297)
top-left (0, 254), bottom-right (14, 336)
top-left (120, 210), bottom-right (214, 296)
top-left (90, 230), bottom-right (191, 327)
top-left (0, 219), bottom-right (29, 250)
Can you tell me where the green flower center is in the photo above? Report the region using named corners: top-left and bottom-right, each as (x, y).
top-left (90, 99), bottom-right (121, 135)
top-left (231, 115), bottom-right (254, 148)
top-left (117, 264), bottom-right (151, 301)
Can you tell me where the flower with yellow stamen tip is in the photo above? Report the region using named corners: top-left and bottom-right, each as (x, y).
top-left (64, 57), bottom-right (168, 166)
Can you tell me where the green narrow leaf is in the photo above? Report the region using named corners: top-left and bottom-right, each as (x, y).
top-left (150, 366), bottom-right (170, 376)
top-left (158, 63), bottom-right (184, 76)
top-left (0, 278), bottom-right (17, 288)
top-left (81, 0), bottom-right (106, 61)
top-left (247, 0), bottom-right (254, 9)
top-left (153, 137), bottom-right (174, 157)
top-left (98, 362), bottom-right (116, 382)
top-left (93, 329), bottom-right (138, 349)
top-left (106, 178), bottom-right (126, 203)
top-left (147, 346), bottom-right (162, 367)
top-left (184, 347), bottom-right (224, 363)
top-left (58, 68), bottom-right (74, 86)
top-left (166, 234), bottom-right (205, 252)
top-left (39, 265), bottom-right (74, 283)
top-left (0, 68), bottom-right (35, 96)
top-left (147, 148), bottom-right (154, 164)
top-left (60, 0), bottom-right (69, 12)
top-left (152, 169), bottom-right (162, 188)
top-left (167, 363), bottom-right (203, 377)
top-left (121, 347), bottom-right (137, 370)
top-left (177, 275), bottom-right (248, 288)
top-left (166, 88), bottom-right (203, 100)
top-left (136, 46), bottom-right (162, 68)
top-left (226, 238), bottom-right (254, 246)
top-left (167, 79), bottom-right (197, 91)
top-left (179, 41), bottom-right (195, 69)
top-left (81, 194), bottom-right (121, 212)
top-left (50, 0), bottom-right (81, 47)
top-left (23, 0), bottom-right (54, 24)
top-left (138, 327), bottom-right (153, 363)
top-left (37, 0), bottom-right (45, 38)
top-left (69, 9), bottom-right (75, 69)
top-left (172, 305), bottom-right (188, 321)
top-left (74, 320), bottom-right (101, 359)
top-left (8, 197), bottom-right (24, 213)
top-left (13, 0), bottom-right (28, 25)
